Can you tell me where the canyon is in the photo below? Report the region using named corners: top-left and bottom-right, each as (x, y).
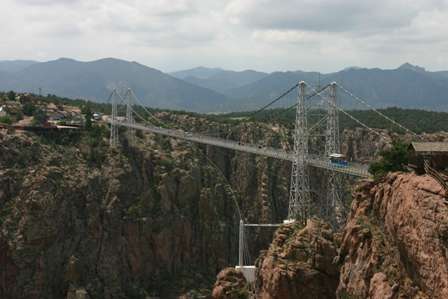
top-left (1, 111), bottom-right (448, 298)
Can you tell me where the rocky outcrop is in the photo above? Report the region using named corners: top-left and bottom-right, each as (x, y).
top-left (337, 173), bottom-right (448, 298)
top-left (0, 131), bottom-right (233, 298)
top-left (210, 172), bottom-right (448, 299)
top-left (211, 268), bottom-right (248, 299)
top-left (4, 104), bottom-right (448, 299)
top-left (341, 128), bottom-right (448, 163)
top-left (255, 219), bottom-right (339, 299)
top-left (341, 128), bottom-right (392, 163)
top-left (66, 287), bottom-right (90, 299)
top-left (0, 119), bottom-right (291, 298)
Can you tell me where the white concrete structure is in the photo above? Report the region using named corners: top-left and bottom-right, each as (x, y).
top-left (235, 266), bottom-right (256, 283)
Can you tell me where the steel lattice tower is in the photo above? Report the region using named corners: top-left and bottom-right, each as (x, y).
top-left (288, 81), bottom-right (311, 223)
top-left (109, 89), bottom-right (119, 147)
top-left (324, 82), bottom-right (342, 223)
top-left (124, 88), bottom-right (136, 145)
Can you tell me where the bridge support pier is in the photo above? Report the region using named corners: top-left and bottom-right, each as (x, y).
top-left (324, 83), bottom-right (344, 225)
top-left (124, 88), bottom-right (136, 145)
top-left (238, 219), bottom-right (244, 267)
top-left (287, 81), bottom-right (311, 223)
top-left (109, 89), bottom-right (119, 147)
top-left (235, 221), bottom-right (281, 283)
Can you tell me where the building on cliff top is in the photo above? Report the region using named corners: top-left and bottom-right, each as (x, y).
top-left (408, 142), bottom-right (448, 173)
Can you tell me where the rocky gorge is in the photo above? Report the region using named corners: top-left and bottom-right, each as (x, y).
top-left (1, 109), bottom-right (448, 298)
top-left (212, 173), bottom-right (448, 298)
top-left (213, 173), bottom-right (448, 299)
top-left (0, 113), bottom-right (294, 298)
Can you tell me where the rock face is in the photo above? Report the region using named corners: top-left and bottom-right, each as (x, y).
top-left (341, 128), bottom-right (392, 163)
top-left (341, 128), bottom-right (448, 163)
top-left (255, 219), bottom-right (339, 299)
top-left (209, 172), bottom-right (448, 299)
top-left (0, 119), bottom-right (291, 298)
top-left (211, 268), bottom-right (248, 299)
top-left (337, 173), bottom-right (448, 298)
top-left (4, 104), bottom-right (448, 299)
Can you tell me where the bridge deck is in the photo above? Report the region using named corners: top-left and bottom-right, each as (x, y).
top-left (114, 121), bottom-right (371, 178)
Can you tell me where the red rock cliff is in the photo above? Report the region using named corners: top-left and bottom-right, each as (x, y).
top-left (254, 219), bottom-right (339, 299)
top-left (337, 173), bottom-right (448, 298)
top-left (212, 172), bottom-right (448, 299)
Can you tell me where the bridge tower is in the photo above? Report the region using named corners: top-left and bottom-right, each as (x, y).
top-left (124, 88), bottom-right (136, 144)
top-left (324, 82), bottom-right (342, 224)
top-left (287, 81), bottom-right (311, 223)
top-left (109, 89), bottom-right (119, 147)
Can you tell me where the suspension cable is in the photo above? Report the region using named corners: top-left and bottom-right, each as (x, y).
top-left (249, 83), bottom-right (299, 117)
top-left (114, 89), bottom-right (126, 105)
top-left (308, 115), bottom-right (328, 134)
top-left (243, 230), bottom-right (251, 265)
top-left (128, 89), bottom-right (167, 127)
top-left (127, 105), bottom-right (158, 127)
top-left (336, 83), bottom-right (419, 136)
top-left (306, 85), bottom-right (383, 137)
top-left (105, 89), bottom-right (115, 104)
top-left (128, 102), bottom-right (244, 220)
top-left (285, 83), bottom-right (332, 111)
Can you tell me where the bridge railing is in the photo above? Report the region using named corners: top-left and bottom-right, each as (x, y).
top-left (112, 120), bottom-right (371, 178)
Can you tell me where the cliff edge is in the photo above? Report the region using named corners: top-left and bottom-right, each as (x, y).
top-left (213, 172), bottom-right (448, 299)
top-left (338, 172), bottom-right (448, 298)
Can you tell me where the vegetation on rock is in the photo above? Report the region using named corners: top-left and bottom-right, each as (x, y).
top-left (7, 90), bottom-right (16, 102)
top-left (2, 92), bottom-right (448, 299)
top-left (22, 101), bottom-right (36, 116)
top-left (0, 115), bottom-right (12, 124)
top-left (0, 97), bottom-right (293, 298)
top-left (31, 108), bottom-right (48, 125)
top-left (368, 141), bottom-right (409, 179)
top-left (254, 219), bottom-right (339, 299)
top-left (221, 107), bottom-right (448, 134)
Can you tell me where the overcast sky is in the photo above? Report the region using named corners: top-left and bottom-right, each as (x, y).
top-left (1, 0), bottom-right (448, 73)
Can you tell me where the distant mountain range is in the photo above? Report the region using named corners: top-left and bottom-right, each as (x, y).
top-left (222, 63), bottom-right (448, 111)
top-left (171, 67), bottom-right (268, 93)
top-left (0, 58), bottom-right (228, 112)
top-left (171, 66), bottom-right (226, 80)
top-left (0, 58), bottom-right (447, 112)
top-left (0, 60), bottom-right (38, 73)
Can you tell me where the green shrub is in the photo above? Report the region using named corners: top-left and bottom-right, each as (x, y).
top-left (159, 158), bottom-right (175, 171)
top-left (81, 124), bottom-right (108, 166)
top-left (86, 125), bottom-right (107, 145)
top-left (32, 109), bottom-right (48, 125)
top-left (0, 115), bottom-right (12, 124)
top-left (369, 141), bottom-right (409, 179)
top-left (7, 91), bottom-right (15, 101)
top-left (136, 129), bottom-right (144, 139)
top-left (22, 101), bottom-right (36, 116)
top-left (81, 104), bottom-right (93, 129)
top-left (14, 111), bottom-right (23, 121)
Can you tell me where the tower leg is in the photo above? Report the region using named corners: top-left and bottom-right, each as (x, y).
top-left (287, 81), bottom-right (311, 223)
top-left (125, 88), bottom-right (136, 145)
top-left (109, 89), bottom-right (118, 147)
top-left (324, 83), bottom-right (343, 225)
top-left (238, 219), bottom-right (244, 267)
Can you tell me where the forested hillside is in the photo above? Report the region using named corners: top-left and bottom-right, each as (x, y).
top-left (217, 107), bottom-right (448, 134)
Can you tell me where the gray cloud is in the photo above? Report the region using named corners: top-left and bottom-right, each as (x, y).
top-left (226, 0), bottom-right (446, 34)
top-left (16, 0), bottom-right (79, 5)
top-left (0, 0), bottom-right (447, 72)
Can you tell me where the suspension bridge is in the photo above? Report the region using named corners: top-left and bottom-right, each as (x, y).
top-left (114, 120), bottom-right (370, 177)
top-left (106, 81), bottom-right (418, 282)
top-left (109, 82), bottom-right (415, 219)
